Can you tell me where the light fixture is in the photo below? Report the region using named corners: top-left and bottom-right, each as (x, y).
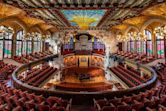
top-left (154, 25), bottom-right (166, 39)
top-left (0, 26), bottom-right (14, 36)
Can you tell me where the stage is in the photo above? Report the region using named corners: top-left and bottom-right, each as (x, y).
top-left (61, 67), bottom-right (105, 83)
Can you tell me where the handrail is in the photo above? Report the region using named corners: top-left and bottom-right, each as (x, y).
top-left (12, 54), bottom-right (157, 98)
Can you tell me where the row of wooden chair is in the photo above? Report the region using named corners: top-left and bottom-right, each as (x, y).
top-left (116, 51), bottom-right (155, 64)
top-left (13, 51), bottom-right (53, 64)
top-left (110, 65), bottom-right (147, 88)
top-left (0, 82), bottom-right (72, 111)
top-left (0, 61), bottom-right (16, 82)
top-left (94, 85), bottom-right (166, 111)
top-left (118, 65), bottom-right (146, 82)
top-left (19, 65), bottom-right (57, 87)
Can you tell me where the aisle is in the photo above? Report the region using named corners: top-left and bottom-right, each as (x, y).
top-left (70, 105), bottom-right (97, 111)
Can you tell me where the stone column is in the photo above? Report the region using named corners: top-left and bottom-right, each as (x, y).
top-left (42, 41), bottom-right (45, 52)
top-left (152, 29), bottom-right (157, 57)
top-left (32, 38), bottom-right (34, 53)
top-left (12, 32), bottom-right (17, 58)
top-left (134, 40), bottom-right (137, 53)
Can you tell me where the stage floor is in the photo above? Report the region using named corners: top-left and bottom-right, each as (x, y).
top-left (61, 67), bottom-right (105, 83)
top-left (42, 67), bottom-right (125, 92)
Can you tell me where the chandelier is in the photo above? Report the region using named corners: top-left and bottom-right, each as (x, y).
top-left (116, 34), bottom-right (130, 42)
top-left (0, 26), bottom-right (14, 36)
top-left (116, 32), bottom-right (147, 42)
top-left (26, 32), bottom-right (51, 40)
top-left (154, 25), bottom-right (166, 39)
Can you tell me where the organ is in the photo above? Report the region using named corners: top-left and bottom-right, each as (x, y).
top-left (61, 33), bottom-right (105, 68)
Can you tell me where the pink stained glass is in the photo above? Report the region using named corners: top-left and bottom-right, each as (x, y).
top-left (157, 40), bottom-right (165, 58)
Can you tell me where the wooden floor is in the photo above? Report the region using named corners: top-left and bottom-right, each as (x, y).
top-left (71, 105), bottom-right (97, 111)
top-left (62, 67), bottom-right (105, 83)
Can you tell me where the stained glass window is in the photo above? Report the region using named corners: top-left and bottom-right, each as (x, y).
top-left (0, 38), bottom-right (3, 60)
top-left (130, 41), bottom-right (135, 52)
top-left (16, 31), bottom-right (24, 56)
top-left (27, 37), bottom-right (32, 54)
top-left (0, 26), bottom-right (13, 59)
top-left (61, 10), bottom-right (106, 29)
top-left (0, 32), bottom-right (3, 60)
top-left (142, 41), bottom-right (146, 54)
top-left (4, 32), bottom-right (13, 58)
top-left (136, 41), bottom-right (141, 53)
top-left (33, 37), bottom-right (38, 52)
top-left (127, 42), bottom-right (130, 52)
top-left (145, 30), bottom-right (152, 56)
top-left (33, 35), bottom-right (41, 52)
top-left (128, 33), bottom-right (135, 52)
top-left (4, 41), bottom-right (12, 58)
top-left (156, 32), bottom-right (165, 58)
top-left (22, 40), bottom-right (27, 55)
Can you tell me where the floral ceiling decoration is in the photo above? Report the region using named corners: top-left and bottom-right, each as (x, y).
top-left (20, 17), bottom-right (45, 27)
top-left (3, 0), bottom-right (164, 31)
top-left (0, 3), bottom-right (26, 18)
top-left (123, 16), bottom-right (149, 27)
top-left (61, 10), bottom-right (106, 30)
top-left (142, 2), bottom-right (166, 18)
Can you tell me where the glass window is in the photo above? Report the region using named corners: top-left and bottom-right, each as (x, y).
top-left (27, 37), bottom-right (32, 54)
top-left (145, 30), bottom-right (152, 56)
top-left (0, 40), bottom-right (3, 60)
top-left (16, 31), bottom-right (24, 56)
top-left (33, 39), bottom-right (38, 53)
top-left (22, 40), bottom-right (27, 55)
top-left (156, 32), bottom-right (165, 58)
top-left (130, 41), bottom-right (135, 52)
top-left (33, 33), bottom-right (42, 52)
top-left (4, 41), bottom-right (12, 58)
top-left (142, 41), bottom-right (146, 54)
top-left (136, 41), bottom-right (141, 53)
top-left (157, 40), bottom-right (165, 58)
top-left (127, 42), bottom-right (130, 52)
top-left (0, 26), bottom-right (13, 59)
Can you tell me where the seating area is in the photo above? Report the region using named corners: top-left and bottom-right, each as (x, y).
top-left (18, 64), bottom-right (57, 87)
top-left (110, 65), bottom-right (147, 88)
top-left (0, 61), bottom-right (17, 82)
top-left (13, 51), bottom-right (53, 64)
top-left (0, 82), bottom-right (72, 111)
top-left (116, 51), bottom-right (156, 64)
top-left (151, 62), bottom-right (166, 85)
top-left (94, 85), bottom-right (166, 111)
top-left (1, 0), bottom-right (166, 110)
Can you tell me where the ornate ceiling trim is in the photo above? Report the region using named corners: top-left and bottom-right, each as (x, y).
top-left (2, 0), bottom-right (166, 31)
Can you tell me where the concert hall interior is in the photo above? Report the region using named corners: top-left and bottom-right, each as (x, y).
top-left (0, 0), bottom-right (166, 111)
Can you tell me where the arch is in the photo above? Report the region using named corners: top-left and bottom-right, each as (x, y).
top-left (45, 30), bottom-right (52, 36)
top-left (124, 25), bottom-right (139, 35)
top-left (115, 30), bottom-right (123, 35)
top-left (140, 16), bottom-right (166, 32)
top-left (28, 24), bottom-right (44, 34)
top-left (0, 16), bottom-right (28, 33)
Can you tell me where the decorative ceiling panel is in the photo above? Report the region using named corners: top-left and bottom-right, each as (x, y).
top-left (123, 16), bottom-right (149, 27)
top-left (20, 17), bottom-right (45, 26)
top-left (3, 0), bottom-right (166, 30)
top-left (0, 3), bottom-right (26, 18)
top-left (142, 2), bottom-right (166, 17)
top-left (39, 24), bottom-right (55, 31)
top-left (111, 24), bottom-right (128, 31)
top-left (61, 10), bottom-right (106, 29)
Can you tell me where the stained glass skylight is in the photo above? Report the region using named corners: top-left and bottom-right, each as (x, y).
top-left (61, 10), bottom-right (106, 29)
